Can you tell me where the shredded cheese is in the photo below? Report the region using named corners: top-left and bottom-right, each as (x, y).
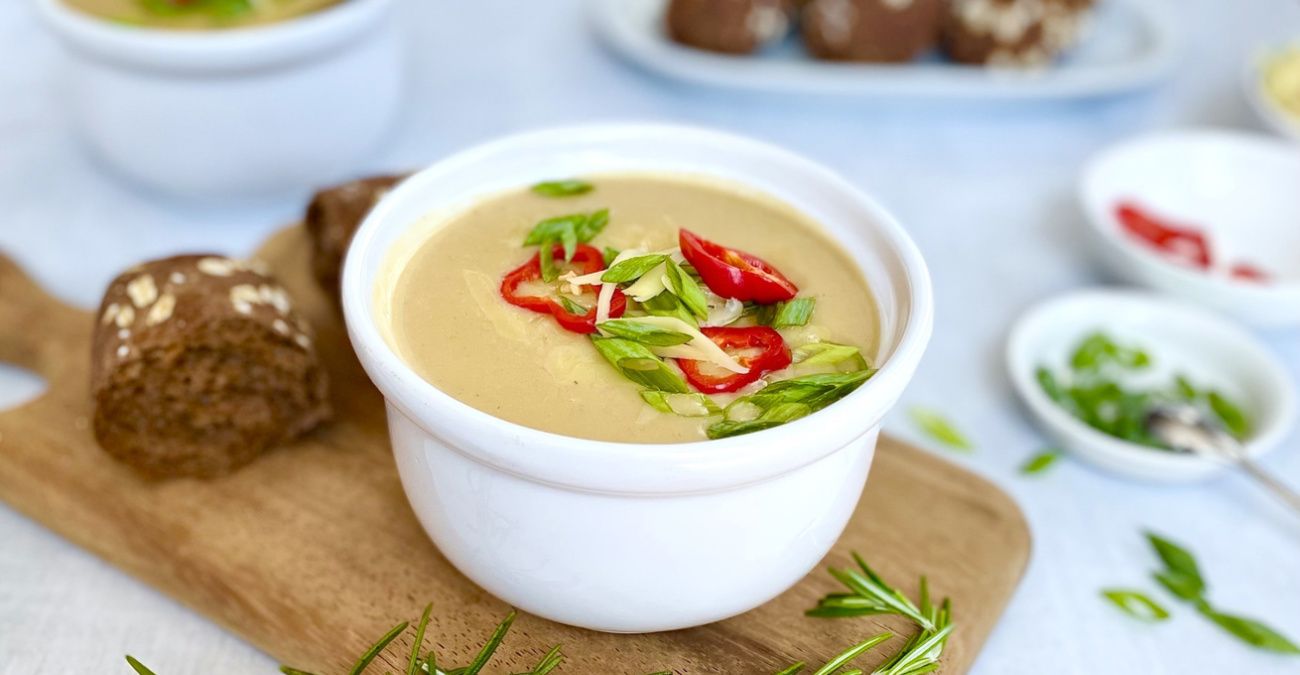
top-left (624, 263), bottom-right (669, 302)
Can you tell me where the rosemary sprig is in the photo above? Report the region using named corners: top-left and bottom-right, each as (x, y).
top-left (806, 554), bottom-right (956, 675)
top-left (125, 656), bottom-right (157, 675)
top-left (806, 553), bottom-right (933, 630)
top-left (775, 632), bottom-right (892, 675)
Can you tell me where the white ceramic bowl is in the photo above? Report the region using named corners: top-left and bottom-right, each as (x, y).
top-left (342, 124), bottom-right (933, 632)
top-left (35, 0), bottom-right (402, 201)
top-left (1243, 42), bottom-right (1300, 144)
top-left (1008, 289), bottom-right (1296, 483)
top-left (1079, 129), bottom-right (1300, 328)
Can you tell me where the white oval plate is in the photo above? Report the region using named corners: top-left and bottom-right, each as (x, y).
top-left (1007, 290), bottom-right (1296, 483)
top-left (1079, 129), bottom-right (1300, 328)
top-left (588, 0), bottom-right (1181, 100)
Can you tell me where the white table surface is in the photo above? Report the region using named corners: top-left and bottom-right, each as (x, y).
top-left (2, 1), bottom-right (1299, 673)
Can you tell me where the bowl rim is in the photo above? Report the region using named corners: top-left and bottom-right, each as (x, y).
top-left (341, 123), bottom-right (934, 493)
top-left (1006, 288), bottom-right (1297, 482)
top-left (34, 0), bottom-right (392, 72)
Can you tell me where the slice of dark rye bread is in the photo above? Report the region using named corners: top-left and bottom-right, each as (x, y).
top-left (305, 174), bottom-right (407, 302)
top-left (91, 255), bottom-right (332, 479)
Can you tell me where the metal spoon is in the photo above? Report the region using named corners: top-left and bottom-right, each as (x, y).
top-left (1145, 404), bottom-right (1300, 515)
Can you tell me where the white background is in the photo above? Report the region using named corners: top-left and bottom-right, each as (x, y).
top-left (2, 1), bottom-right (1299, 673)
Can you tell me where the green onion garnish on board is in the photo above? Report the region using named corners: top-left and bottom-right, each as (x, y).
top-left (1100, 589), bottom-right (1170, 623)
top-left (531, 179), bottom-right (593, 198)
top-left (597, 319), bottom-right (694, 346)
top-left (590, 337), bottom-right (689, 393)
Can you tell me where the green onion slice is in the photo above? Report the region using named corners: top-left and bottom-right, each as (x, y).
top-left (1100, 589), bottom-right (1170, 623)
top-left (640, 391), bottom-right (722, 417)
top-left (772, 297), bottom-right (816, 328)
top-left (597, 319), bottom-right (694, 346)
top-left (707, 369), bottom-right (875, 439)
top-left (590, 337), bottom-right (688, 393)
top-left (531, 179), bottom-right (593, 198)
top-left (664, 260), bottom-right (709, 320)
top-left (793, 342), bottom-right (870, 370)
top-left (601, 254), bottom-right (668, 283)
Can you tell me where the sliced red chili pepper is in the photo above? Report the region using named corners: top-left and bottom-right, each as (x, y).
top-left (677, 326), bottom-right (792, 394)
top-left (679, 229), bottom-right (798, 303)
top-left (1115, 202), bottom-right (1212, 269)
top-left (1229, 262), bottom-right (1270, 283)
top-left (500, 244), bottom-right (626, 334)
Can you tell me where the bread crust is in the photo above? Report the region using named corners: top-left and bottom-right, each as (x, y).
top-left (802, 0), bottom-right (943, 63)
top-left (91, 255), bottom-right (331, 478)
top-left (305, 175), bottom-right (406, 301)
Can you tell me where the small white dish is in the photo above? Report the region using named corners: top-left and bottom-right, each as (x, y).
top-left (343, 123), bottom-right (933, 632)
top-left (35, 0), bottom-right (403, 201)
top-left (1079, 129), bottom-right (1300, 328)
top-left (587, 0), bottom-right (1180, 100)
top-left (1243, 41), bottom-right (1300, 144)
top-left (1007, 290), bottom-right (1296, 483)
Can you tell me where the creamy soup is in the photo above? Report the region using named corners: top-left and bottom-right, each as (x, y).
top-left (67, 0), bottom-right (343, 29)
top-left (388, 174), bottom-right (880, 444)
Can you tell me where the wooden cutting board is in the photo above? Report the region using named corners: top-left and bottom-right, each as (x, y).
top-left (0, 226), bottom-right (1030, 674)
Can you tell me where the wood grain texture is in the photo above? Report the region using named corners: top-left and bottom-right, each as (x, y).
top-left (0, 227), bottom-right (1030, 674)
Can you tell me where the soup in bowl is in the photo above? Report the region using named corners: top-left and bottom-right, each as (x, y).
top-left (343, 124), bottom-right (933, 632)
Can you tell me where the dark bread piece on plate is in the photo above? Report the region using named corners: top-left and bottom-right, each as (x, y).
top-left (91, 255), bottom-right (331, 479)
top-left (802, 0), bottom-right (944, 63)
top-left (305, 174), bottom-right (405, 301)
top-left (666, 0), bottom-right (793, 55)
top-left (940, 0), bottom-right (1094, 67)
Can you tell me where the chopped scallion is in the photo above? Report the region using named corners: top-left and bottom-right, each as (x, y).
top-left (792, 342), bottom-right (869, 370)
top-left (531, 179), bottom-right (593, 198)
top-left (597, 319), bottom-right (694, 346)
top-left (640, 391), bottom-right (722, 417)
top-left (590, 337), bottom-right (689, 393)
top-left (601, 254), bottom-right (669, 283)
top-left (772, 297), bottom-right (816, 328)
top-left (664, 260), bottom-right (710, 320)
top-left (707, 370), bottom-right (875, 439)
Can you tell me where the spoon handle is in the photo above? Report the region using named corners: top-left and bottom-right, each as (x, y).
top-left (1238, 458), bottom-right (1300, 516)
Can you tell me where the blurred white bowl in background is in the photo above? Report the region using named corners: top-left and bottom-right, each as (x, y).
top-left (1243, 41), bottom-right (1300, 144)
top-left (1079, 129), bottom-right (1300, 328)
top-left (35, 0), bottom-right (402, 201)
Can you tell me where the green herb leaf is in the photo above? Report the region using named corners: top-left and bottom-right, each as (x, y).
top-left (524, 644), bottom-right (565, 674)
top-left (598, 319), bottom-right (694, 346)
top-left (640, 391), bottom-right (722, 417)
top-left (406, 603), bottom-right (433, 675)
top-left (591, 337), bottom-right (689, 393)
top-left (1208, 391), bottom-right (1251, 439)
top-left (1071, 332), bottom-right (1150, 372)
top-left (523, 214), bottom-right (583, 247)
top-left (1145, 532), bottom-right (1205, 600)
top-left (641, 291), bottom-right (698, 327)
top-left (1101, 589), bottom-right (1171, 622)
top-left (602, 254), bottom-right (668, 283)
top-left (772, 297), bottom-right (816, 328)
top-left (347, 621), bottom-right (409, 675)
top-left (773, 663), bottom-right (806, 675)
top-left (1196, 603), bottom-right (1300, 654)
top-left (531, 179), bottom-right (593, 198)
top-left (459, 610), bottom-right (515, 675)
top-left (603, 246), bottom-right (621, 267)
top-left (125, 657), bottom-right (158, 675)
top-left (810, 633), bottom-right (892, 675)
top-left (1020, 449), bottom-right (1062, 476)
top-left (664, 260), bottom-right (709, 320)
top-left (909, 408), bottom-right (973, 452)
top-left (748, 302), bottom-right (777, 326)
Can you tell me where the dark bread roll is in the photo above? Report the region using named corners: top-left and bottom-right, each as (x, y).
top-left (940, 0), bottom-right (1093, 67)
top-left (91, 255), bottom-right (331, 478)
top-left (802, 0), bottom-right (943, 63)
top-left (305, 175), bottom-right (405, 301)
top-left (666, 0), bottom-right (793, 55)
